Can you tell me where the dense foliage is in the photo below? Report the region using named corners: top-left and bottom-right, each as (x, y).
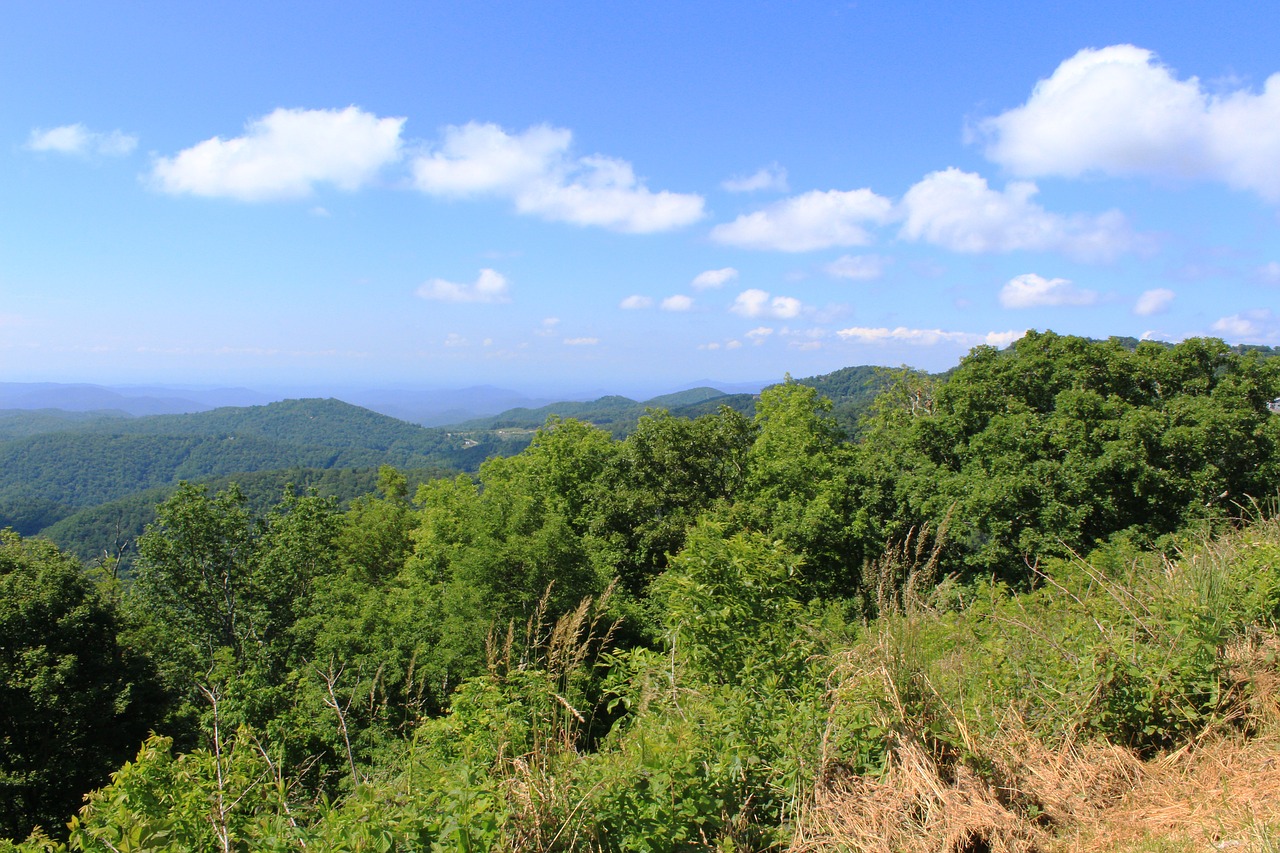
top-left (1, 333), bottom-right (1279, 849)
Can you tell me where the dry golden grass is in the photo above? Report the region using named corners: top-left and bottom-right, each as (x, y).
top-left (792, 722), bottom-right (1144, 853)
top-left (1052, 733), bottom-right (1280, 853)
top-left (791, 725), bottom-right (1280, 853)
top-left (792, 624), bottom-right (1280, 853)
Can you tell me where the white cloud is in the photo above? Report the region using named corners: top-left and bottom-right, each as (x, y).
top-left (620, 295), bottom-right (653, 309)
top-left (725, 339), bottom-right (742, 349)
top-left (691, 267), bottom-right (739, 290)
top-left (416, 268), bottom-right (510, 304)
top-left (745, 326), bottom-right (774, 344)
top-left (710, 188), bottom-right (894, 252)
top-left (411, 122), bottom-right (704, 233)
top-left (783, 327), bottom-right (827, 351)
top-left (660, 295), bottom-right (694, 312)
top-left (27, 123), bottom-right (137, 156)
top-left (1212, 309), bottom-right (1278, 341)
top-left (152, 107), bottom-right (404, 200)
top-left (443, 333), bottom-right (469, 347)
top-left (730, 289), bottom-right (803, 319)
top-left (563, 337), bottom-right (599, 346)
top-left (825, 254), bottom-right (890, 281)
top-left (698, 342), bottom-right (722, 351)
top-left (837, 326), bottom-right (1027, 348)
top-left (1256, 262), bottom-right (1280, 285)
top-left (999, 273), bottom-right (1099, 308)
top-left (1134, 288), bottom-right (1176, 316)
top-left (412, 122), bottom-right (567, 195)
top-left (981, 45), bottom-right (1280, 201)
top-left (721, 163), bottom-right (789, 193)
top-left (900, 168), bottom-right (1138, 261)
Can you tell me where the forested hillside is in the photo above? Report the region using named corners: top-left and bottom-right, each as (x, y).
top-left (0, 399), bottom-right (528, 539)
top-left (0, 373), bottom-right (885, 557)
top-left (2, 333), bottom-right (1280, 850)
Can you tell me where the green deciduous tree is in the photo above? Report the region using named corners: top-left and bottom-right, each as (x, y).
top-left (860, 332), bottom-right (1280, 582)
top-left (0, 531), bottom-right (160, 840)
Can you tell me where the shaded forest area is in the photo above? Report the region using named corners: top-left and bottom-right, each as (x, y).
top-left (3, 332), bottom-right (1280, 850)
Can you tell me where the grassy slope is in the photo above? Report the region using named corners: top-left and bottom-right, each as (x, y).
top-left (793, 514), bottom-right (1280, 852)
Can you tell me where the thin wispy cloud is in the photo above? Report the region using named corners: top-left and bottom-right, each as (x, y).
top-left (27, 124), bottom-right (137, 157)
top-left (1256, 262), bottom-right (1280, 285)
top-left (1212, 309), bottom-right (1278, 341)
top-left (999, 273), bottom-right (1099, 308)
top-left (1134, 288), bottom-right (1176, 316)
top-left (837, 326), bottom-right (1026, 347)
top-left (416, 268), bottom-right (511, 304)
top-left (721, 163), bottom-right (789, 193)
top-left (691, 267), bottom-right (738, 290)
top-left (825, 254), bottom-right (890, 281)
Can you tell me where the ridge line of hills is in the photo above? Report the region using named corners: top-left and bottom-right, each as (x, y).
top-left (0, 365), bottom-right (889, 564)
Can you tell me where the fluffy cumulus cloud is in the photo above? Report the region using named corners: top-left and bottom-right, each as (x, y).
top-left (710, 188), bottom-right (894, 252)
top-left (711, 163), bottom-right (1140, 260)
top-left (619, 295), bottom-right (653, 310)
top-left (1212, 309), bottom-right (1278, 342)
top-left (730, 288), bottom-right (803, 319)
top-left (837, 326), bottom-right (1026, 348)
top-left (825, 254), bottom-right (891, 281)
top-left (416, 268), bottom-right (510, 304)
top-left (1134, 288), bottom-right (1176, 316)
top-left (900, 168), bottom-right (1137, 261)
top-left (721, 163), bottom-right (789, 193)
top-left (981, 45), bottom-right (1280, 201)
top-left (413, 123), bottom-right (567, 195)
top-left (691, 267), bottom-right (739, 290)
top-left (999, 273), bottom-right (1099, 308)
top-left (152, 107), bottom-right (405, 200)
top-left (26, 123), bottom-right (137, 156)
top-left (564, 337), bottom-right (600, 346)
top-left (660, 295), bottom-right (694, 312)
top-left (745, 326), bottom-right (774, 344)
top-left (411, 122), bottom-right (704, 233)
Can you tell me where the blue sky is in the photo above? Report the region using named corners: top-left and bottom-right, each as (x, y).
top-left (4, 1), bottom-right (1279, 397)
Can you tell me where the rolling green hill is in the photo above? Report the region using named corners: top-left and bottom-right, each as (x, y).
top-left (0, 372), bottom-right (915, 558)
top-left (0, 398), bottom-right (531, 538)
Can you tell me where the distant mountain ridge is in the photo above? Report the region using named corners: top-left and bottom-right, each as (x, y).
top-left (0, 398), bottom-right (528, 538)
top-left (0, 382), bottom-right (556, 425)
top-left (0, 382), bottom-right (310, 414)
top-left (452, 386), bottom-right (749, 434)
top-left (0, 366), bottom-right (906, 561)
